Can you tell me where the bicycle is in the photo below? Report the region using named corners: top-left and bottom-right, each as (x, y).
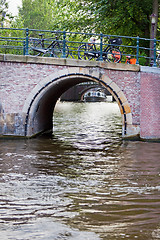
top-left (156, 50), bottom-right (160, 67)
top-left (29, 32), bottom-right (69, 58)
top-left (78, 37), bottom-right (122, 63)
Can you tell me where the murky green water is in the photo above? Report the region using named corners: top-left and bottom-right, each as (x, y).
top-left (0, 102), bottom-right (160, 240)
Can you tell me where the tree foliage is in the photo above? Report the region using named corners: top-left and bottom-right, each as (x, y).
top-left (16, 0), bottom-right (94, 32)
top-left (78, 0), bottom-right (158, 38)
top-left (0, 0), bottom-right (11, 26)
top-left (0, 0), bottom-right (8, 18)
top-left (17, 0), bottom-right (52, 29)
top-left (12, 0), bottom-right (159, 39)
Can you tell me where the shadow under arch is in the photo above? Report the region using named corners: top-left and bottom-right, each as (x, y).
top-left (23, 70), bottom-right (136, 138)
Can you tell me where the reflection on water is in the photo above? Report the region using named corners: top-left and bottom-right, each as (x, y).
top-left (0, 102), bottom-right (160, 240)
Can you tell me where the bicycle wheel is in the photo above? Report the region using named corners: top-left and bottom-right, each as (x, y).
top-left (78, 44), bottom-right (96, 60)
top-left (51, 42), bottom-right (69, 58)
top-left (28, 38), bottom-right (43, 56)
top-left (157, 55), bottom-right (160, 67)
top-left (105, 47), bottom-right (122, 63)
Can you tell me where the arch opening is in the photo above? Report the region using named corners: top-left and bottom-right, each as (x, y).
top-left (23, 72), bottom-right (136, 139)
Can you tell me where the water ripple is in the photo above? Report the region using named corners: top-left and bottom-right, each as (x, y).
top-left (0, 102), bottom-right (160, 239)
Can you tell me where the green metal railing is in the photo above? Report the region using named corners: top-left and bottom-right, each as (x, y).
top-left (0, 27), bottom-right (160, 67)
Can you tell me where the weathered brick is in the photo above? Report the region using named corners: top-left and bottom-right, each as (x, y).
top-left (0, 56), bottom-right (160, 139)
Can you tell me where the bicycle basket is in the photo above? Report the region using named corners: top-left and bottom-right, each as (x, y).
top-left (109, 38), bottom-right (122, 45)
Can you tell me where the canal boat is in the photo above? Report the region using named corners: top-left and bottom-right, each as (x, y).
top-left (83, 90), bottom-right (107, 102)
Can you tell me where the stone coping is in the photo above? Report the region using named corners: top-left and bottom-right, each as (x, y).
top-left (140, 66), bottom-right (160, 74)
top-left (0, 53), bottom-right (140, 72)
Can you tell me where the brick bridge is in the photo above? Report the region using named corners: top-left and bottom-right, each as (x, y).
top-left (0, 54), bottom-right (160, 140)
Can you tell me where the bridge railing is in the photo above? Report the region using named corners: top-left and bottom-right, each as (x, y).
top-left (0, 27), bottom-right (160, 67)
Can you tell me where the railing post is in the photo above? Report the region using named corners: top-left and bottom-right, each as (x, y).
top-left (136, 36), bottom-right (139, 65)
top-left (23, 40), bottom-right (26, 55)
top-left (25, 28), bottom-right (29, 55)
top-left (62, 31), bottom-right (66, 58)
top-left (99, 33), bottom-right (103, 61)
top-left (153, 38), bottom-right (157, 67)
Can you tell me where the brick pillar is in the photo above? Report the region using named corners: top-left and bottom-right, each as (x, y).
top-left (140, 67), bottom-right (160, 140)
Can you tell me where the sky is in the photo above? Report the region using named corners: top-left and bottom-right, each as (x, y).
top-left (8, 0), bottom-right (22, 16)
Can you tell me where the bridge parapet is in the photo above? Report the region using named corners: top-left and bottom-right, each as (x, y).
top-left (0, 53), bottom-right (140, 71)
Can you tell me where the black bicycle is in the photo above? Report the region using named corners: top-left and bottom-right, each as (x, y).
top-left (156, 50), bottom-right (160, 67)
top-left (29, 32), bottom-right (69, 58)
top-left (78, 37), bottom-right (122, 62)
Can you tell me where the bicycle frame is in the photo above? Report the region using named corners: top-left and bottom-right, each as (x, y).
top-left (30, 37), bottom-right (58, 54)
top-left (29, 33), bottom-right (69, 58)
top-left (79, 40), bottom-right (121, 62)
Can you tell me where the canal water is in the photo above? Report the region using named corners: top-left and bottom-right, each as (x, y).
top-left (0, 102), bottom-right (160, 240)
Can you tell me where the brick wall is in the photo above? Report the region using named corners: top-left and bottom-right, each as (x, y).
top-left (0, 55), bottom-right (160, 139)
top-left (0, 61), bottom-right (66, 113)
top-left (140, 67), bottom-right (160, 139)
top-left (0, 61), bottom-right (141, 128)
top-left (105, 69), bottom-right (140, 125)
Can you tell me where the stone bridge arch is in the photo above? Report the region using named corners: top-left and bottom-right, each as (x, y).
top-left (23, 67), bottom-right (134, 138)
